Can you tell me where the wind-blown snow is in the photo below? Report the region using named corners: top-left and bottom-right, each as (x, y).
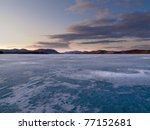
top-left (0, 54), bottom-right (150, 112)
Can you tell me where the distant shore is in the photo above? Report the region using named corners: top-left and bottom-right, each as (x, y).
top-left (0, 49), bottom-right (150, 54)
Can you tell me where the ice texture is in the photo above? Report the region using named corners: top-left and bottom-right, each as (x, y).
top-left (0, 54), bottom-right (150, 112)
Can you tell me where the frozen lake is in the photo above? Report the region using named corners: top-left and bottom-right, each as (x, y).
top-left (0, 54), bottom-right (150, 112)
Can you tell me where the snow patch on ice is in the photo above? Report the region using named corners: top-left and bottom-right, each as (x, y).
top-left (63, 69), bottom-right (150, 87)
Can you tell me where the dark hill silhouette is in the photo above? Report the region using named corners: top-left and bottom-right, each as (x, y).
top-left (64, 50), bottom-right (150, 54)
top-left (0, 50), bottom-right (3, 54)
top-left (0, 49), bottom-right (150, 54)
top-left (117, 50), bottom-right (150, 54)
top-left (0, 49), bottom-right (59, 54)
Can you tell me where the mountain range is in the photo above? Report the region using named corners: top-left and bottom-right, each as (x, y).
top-left (0, 49), bottom-right (150, 54)
top-left (65, 50), bottom-right (150, 54)
top-left (0, 49), bottom-right (59, 54)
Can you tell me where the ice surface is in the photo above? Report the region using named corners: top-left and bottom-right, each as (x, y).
top-left (0, 54), bottom-right (150, 112)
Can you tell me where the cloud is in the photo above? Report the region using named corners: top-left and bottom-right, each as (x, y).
top-left (35, 0), bottom-right (148, 51)
top-left (80, 40), bottom-right (127, 44)
top-left (33, 42), bottom-right (70, 49)
top-left (131, 44), bottom-right (150, 50)
top-left (81, 18), bottom-right (117, 26)
top-left (104, 46), bottom-right (125, 49)
top-left (67, 0), bottom-right (94, 14)
top-left (37, 12), bottom-right (150, 50)
top-left (67, 0), bottom-right (145, 14)
top-left (96, 8), bottom-right (111, 19)
top-left (80, 9), bottom-right (117, 27)
top-left (48, 33), bottom-right (93, 41)
top-left (44, 11), bottom-right (150, 46)
top-left (135, 38), bottom-right (150, 41)
top-left (93, 0), bottom-right (145, 7)
top-left (66, 0), bottom-right (147, 40)
top-left (112, 0), bottom-right (145, 7)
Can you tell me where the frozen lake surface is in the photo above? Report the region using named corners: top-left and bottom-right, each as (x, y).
top-left (0, 54), bottom-right (150, 113)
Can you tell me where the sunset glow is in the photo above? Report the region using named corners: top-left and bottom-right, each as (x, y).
top-left (0, 0), bottom-right (150, 52)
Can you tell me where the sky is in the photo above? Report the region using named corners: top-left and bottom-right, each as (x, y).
top-left (0, 0), bottom-right (150, 52)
